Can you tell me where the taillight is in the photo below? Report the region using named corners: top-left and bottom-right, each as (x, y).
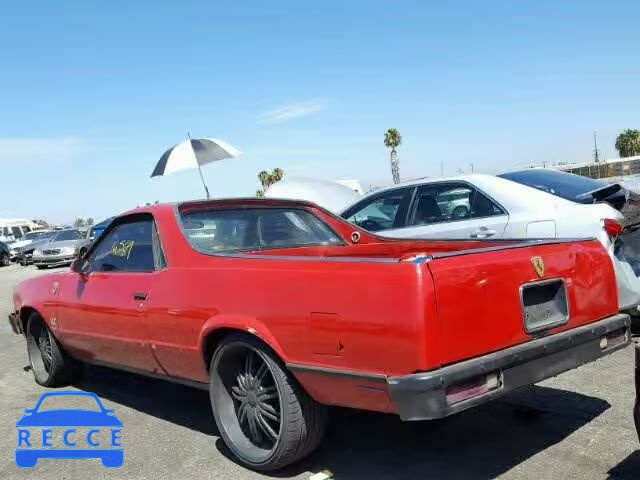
top-left (604, 218), bottom-right (623, 237)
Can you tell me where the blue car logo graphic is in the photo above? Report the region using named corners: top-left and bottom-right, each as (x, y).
top-left (16, 391), bottom-right (123, 468)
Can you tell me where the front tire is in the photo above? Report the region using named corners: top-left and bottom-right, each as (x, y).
top-left (26, 313), bottom-right (80, 387)
top-left (0, 252), bottom-right (9, 266)
top-left (209, 334), bottom-right (327, 471)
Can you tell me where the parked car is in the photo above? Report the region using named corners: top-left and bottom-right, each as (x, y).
top-left (8, 230), bottom-right (55, 261)
top-left (0, 241), bottom-right (10, 266)
top-left (265, 177), bottom-right (362, 213)
top-left (9, 198), bottom-right (631, 471)
top-left (340, 173), bottom-right (640, 313)
top-left (15, 231), bottom-right (58, 266)
top-left (89, 217), bottom-right (114, 242)
top-left (32, 229), bottom-right (91, 269)
top-left (0, 219), bottom-right (41, 244)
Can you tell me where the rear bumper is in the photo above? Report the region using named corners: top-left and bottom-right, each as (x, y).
top-left (388, 313), bottom-right (630, 420)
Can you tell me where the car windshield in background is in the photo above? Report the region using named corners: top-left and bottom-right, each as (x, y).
top-left (25, 231), bottom-right (54, 241)
top-left (498, 169), bottom-right (613, 202)
top-left (53, 230), bottom-right (84, 241)
top-left (180, 208), bottom-right (344, 252)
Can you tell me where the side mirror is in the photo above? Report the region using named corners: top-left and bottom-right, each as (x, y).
top-left (72, 258), bottom-right (91, 277)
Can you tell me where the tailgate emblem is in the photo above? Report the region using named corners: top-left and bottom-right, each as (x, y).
top-left (531, 256), bottom-right (544, 278)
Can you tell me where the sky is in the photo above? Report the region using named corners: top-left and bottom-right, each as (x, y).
top-left (1, 1), bottom-right (640, 224)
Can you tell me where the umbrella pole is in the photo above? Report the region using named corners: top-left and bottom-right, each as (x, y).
top-left (187, 132), bottom-right (211, 199)
top-left (197, 163), bottom-right (211, 199)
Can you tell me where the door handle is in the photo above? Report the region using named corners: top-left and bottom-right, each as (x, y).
top-left (133, 292), bottom-right (148, 301)
top-left (470, 229), bottom-right (496, 238)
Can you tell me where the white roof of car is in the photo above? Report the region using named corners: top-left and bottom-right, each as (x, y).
top-left (265, 177), bottom-right (362, 213)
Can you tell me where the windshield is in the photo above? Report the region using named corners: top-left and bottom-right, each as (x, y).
top-left (24, 231), bottom-right (54, 241)
top-left (498, 169), bottom-right (611, 201)
top-left (53, 229), bottom-right (84, 241)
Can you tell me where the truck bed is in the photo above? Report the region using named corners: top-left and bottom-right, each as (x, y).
top-left (243, 237), bottom-right (589, 262)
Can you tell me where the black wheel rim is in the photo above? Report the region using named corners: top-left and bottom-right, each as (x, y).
top-left (38, 328), bottom-right (53, 370)
top-left (211, 342), bottom-right (282, 463)
top-left (27, 321), bottom-right (53, 378)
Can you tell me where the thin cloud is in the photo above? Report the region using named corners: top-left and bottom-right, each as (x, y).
top-left (0, 137), bottom-right (86, 163)
top-left (258, 100), bottom-right (324, 125)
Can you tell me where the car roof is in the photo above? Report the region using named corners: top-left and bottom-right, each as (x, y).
top-left (121, 197), bottom-right (326, 217)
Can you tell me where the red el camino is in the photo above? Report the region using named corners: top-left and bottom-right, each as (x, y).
top-left (8, 198), bottom-right (631, 470)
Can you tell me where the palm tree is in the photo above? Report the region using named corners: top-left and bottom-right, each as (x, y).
top-left (256, 168), bottom-right (285, 196)
top-left (384, 128), bottom-right (402, 184)
top-left (272, 168), bottom-right (284, 182)
top-left (615, 129), bottom-right (640, 158)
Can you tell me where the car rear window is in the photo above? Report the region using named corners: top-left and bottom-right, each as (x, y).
top-left (498, 169), bottom-right (610, 202)
top-left (180, 207), bottom-right (344, 253)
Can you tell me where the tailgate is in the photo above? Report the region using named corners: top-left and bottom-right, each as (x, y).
top-left (427, 239), bottom-right (619, 366)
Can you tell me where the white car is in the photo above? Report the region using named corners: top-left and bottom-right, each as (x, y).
top-left (340, 170), bottom-right (640, 312)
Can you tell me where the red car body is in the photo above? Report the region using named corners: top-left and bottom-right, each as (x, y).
top-left (10, 198), bottom-right (631, 421)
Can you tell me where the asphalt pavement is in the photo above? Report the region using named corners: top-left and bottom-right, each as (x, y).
top-left (1, 264), bottom-right (639, 479)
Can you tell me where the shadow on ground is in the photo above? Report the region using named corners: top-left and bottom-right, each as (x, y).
top-left (76, 365), bottom-right (218, 436)
top-left (77, 365), bottom-right (609, 480)
top-left (609, 450), bottom-right (640, 479)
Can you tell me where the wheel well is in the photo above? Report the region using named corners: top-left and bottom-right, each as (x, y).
top-left (19, 307), bottom-right (40, 333)
top-left (202, 328), bottom-right (280, 372)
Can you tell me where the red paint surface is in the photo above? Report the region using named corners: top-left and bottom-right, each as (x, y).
top-left (12, 199), bottom-right (619, 413)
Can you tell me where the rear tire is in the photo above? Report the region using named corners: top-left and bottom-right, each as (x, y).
top-left (209, 334), bottom-right (327, 471)
top-left (26, 313), bottom-right (81, 387)
top-left (36, 265), bottom-right (47, 270)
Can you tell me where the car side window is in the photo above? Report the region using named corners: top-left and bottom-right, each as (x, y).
top-left (86, 217), bottom-right (156, 273)
top-left (11, 226), bottom-right (23, 239)
top-left (408, 183), bottom-right (504, 226)
top-left (342, 188), bottom-right (413, 232)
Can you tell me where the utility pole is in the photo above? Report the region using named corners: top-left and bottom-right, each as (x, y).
top-left (470, 163), bottom-right (474, 173)
top-left (593, 130), bottom-right (600, 163)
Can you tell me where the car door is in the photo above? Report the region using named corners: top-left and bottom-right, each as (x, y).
top-left (341, 186), bottom-right (415, 236)
top-left (401, 182), bottom-right (509, 239)
top-left (56, 214), bottom-right (164, 373)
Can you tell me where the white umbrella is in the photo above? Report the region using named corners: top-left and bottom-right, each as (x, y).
top-left (151, 137), bottom-right (241, 199)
